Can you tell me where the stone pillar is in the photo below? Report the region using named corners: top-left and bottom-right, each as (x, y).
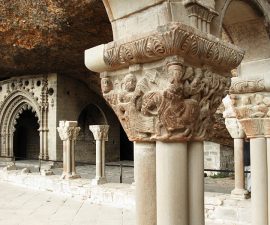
top-left (89, 125), bottom-right (109, 185)
top-left (85, 3), bottom-right (243, 224)
top-left (224, 117), bottom-right (249, 199)
top-left (230, 87), bottom-right (270, 225)
top-left (156, 141), bottom-right (188, 225)
top-left (134, 142), bottom-right (156, 225)
top-left (250, 137), bottom-right (268, 225)
top-left (57, 121), bottom-right (81, 180)
top-left (188, 141), bottom-right (204, 225)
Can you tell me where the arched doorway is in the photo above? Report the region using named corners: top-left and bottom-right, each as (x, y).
top-left (13, 109), bottom-right (40, 160)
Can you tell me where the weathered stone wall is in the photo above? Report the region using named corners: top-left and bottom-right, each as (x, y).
top-left (56, 74), bottom-right (120, 163)
top-left (204, 141), bottom-right (234, 174)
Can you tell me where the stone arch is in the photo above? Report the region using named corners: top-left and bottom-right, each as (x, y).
top-left (76, 103), bottom-right (108, 163)
top-left (0, 90), bottom-right (44, 159)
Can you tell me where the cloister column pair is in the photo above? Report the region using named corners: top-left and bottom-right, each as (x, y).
top-left (85, 1), bottom-right (244, 224)
top-left (229, 77), bottom-right (270, 225)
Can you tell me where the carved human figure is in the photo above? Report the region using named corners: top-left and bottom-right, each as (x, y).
top-left (101, 77), bottom-right (113, 94)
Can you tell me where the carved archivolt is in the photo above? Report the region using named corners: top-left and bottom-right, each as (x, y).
top-left (101, 56), bottom-right (231, 141)
top-left (104, 23), bottom-right (244, 72)
top-left (0, 75), bottom-right (49, 159)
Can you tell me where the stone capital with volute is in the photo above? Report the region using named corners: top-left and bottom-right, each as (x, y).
top-left (89, 125), bottom-right (109, 141)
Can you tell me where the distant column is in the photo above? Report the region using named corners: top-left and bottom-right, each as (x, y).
top-left (89, 125), bottom-right (109, 185)
top-left (57, 120), bottom-right (81, 179)
top-left (225, 118), bottom-right (249, 199)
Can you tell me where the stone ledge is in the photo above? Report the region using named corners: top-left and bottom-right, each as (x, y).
top-left (0, 168), bottom-right (251, 225)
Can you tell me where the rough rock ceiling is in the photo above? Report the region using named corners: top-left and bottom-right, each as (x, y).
top-left (0, 0), bottom-right (112, 92)
top-left (0, 0), bottom-right (232, 146)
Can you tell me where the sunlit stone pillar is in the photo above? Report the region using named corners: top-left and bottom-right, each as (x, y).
top-left (89, 125), bottom-right (109, 185)
top-left (85, 2), bottom-right (243, 224)
top-left (134, 142), bottom-right (156, 225)
top-left (57, 121), bottom-right (81, 180)
top-left (156, 141), bottom-right (187, 225)
top-left (188, 141), bottom-right (204, 225)
top-left (232, 89), bottom-right (269, 225)
top-left (250, 136), bottom-right (268, 225)
top-left (224, 117), bottom-right (249, 199)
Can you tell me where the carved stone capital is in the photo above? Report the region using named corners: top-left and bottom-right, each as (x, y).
top-left (57, 121), bottom-right (80, 141)
top-left (225, 118), bottom-right (245, 139)
top-left (101, 56), bottom-right (231, 142)
top-left (231, 91), bottom-right (270, 138)
top-left (89, 125), bottom-right (109, 141)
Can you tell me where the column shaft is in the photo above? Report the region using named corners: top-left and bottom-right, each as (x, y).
top-left (188, 141), bottom-right (204, 225)
top-left (234, 138), bottom-right (245, 189)
top-left (134, 142), bottom-right (156, 225)
top-left (250, 138), bottom-right (268, 225)
top-left (96, 140), bottom-right (102, 178)
top-left (267, 138), bottom-right (270, 225)
top-left (156, 141), bottom-right (188, 225)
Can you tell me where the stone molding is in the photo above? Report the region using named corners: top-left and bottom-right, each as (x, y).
top-left (225, 118), bottom-right (245, 139)
top-left (101, 56), bottom-right (231, 141)
top-left (57, 121), bottom-right (80, 141)
top-left (103, 23), bottom-right (244, 73)
top-left (230, 77), bottom-right (265, 94)
top-left (89, 125), bottom-right (109, 141)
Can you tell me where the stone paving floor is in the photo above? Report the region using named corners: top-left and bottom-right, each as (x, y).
top-left (0, 160), bottom-right (235, 194)
top-left (0, 182), bottom-right (135, 225)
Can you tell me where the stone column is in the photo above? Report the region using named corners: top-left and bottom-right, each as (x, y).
top-left (57, 120), bottom-right (81, 180)
top-left (224, 117), bottom-right (249, 199)
top-left (231, 88), bottom-right (270, 225)
top-left (188, 141), bottom-right (204, 225)
top-left (85, 3), bottom-right (243, 224)
top-left (89, 125), bottom-right (109, 185)
top-left (134, 142), bottom-right (156, 225)
top-left (156, 141), bottom-right (188, 225)
top-left (250, 137), bottom-right (268, 225)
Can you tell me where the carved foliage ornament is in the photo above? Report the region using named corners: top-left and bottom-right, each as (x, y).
top-left (57, 122), bottom-right (80, 141)
top-left (104, 23), bottom-right (244, 72)
top-left (231, 93), bottom-right (270, 138)
top-left (89, 125), bottom-right (109, 141)
top-left (102, 57), bottom-right (230, 142)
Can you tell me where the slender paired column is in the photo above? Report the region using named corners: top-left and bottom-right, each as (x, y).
top-left (267, 138), bottom-right (270, 225)
top-left (156, 141), bottom-right (188, 225)
top-left (250, 137), bottom-right (268, 225)
top-left (89, 125), bottom-right (109, 185)
top-left (224, 117), bottom-right (249, 199)
top-left (134, 142), bottom-right (156, 225)
top-left (57, 120), bottom-right (81, 180)
top-left (188, 141), bottom-right (204, 225)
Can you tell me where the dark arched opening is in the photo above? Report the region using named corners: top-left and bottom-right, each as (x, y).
top-left (120, 126), bottom-right (133, 161)
top-left (77, 104), bottom-right (107, 163)
top-left (13, 109), bottom-right (40, 160)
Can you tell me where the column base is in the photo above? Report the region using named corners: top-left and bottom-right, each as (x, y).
top-left (60, 173), bottom-right (81, 180)
top-left (231, 188), bottom-right (250, 199)
top-left (91, 177), bottom-right (107, 185)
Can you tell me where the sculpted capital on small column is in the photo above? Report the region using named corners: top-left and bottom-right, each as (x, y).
top-left (89, 125), bottom-right (109, 141)
top-left (57, 121), bottom-right (80, 141)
